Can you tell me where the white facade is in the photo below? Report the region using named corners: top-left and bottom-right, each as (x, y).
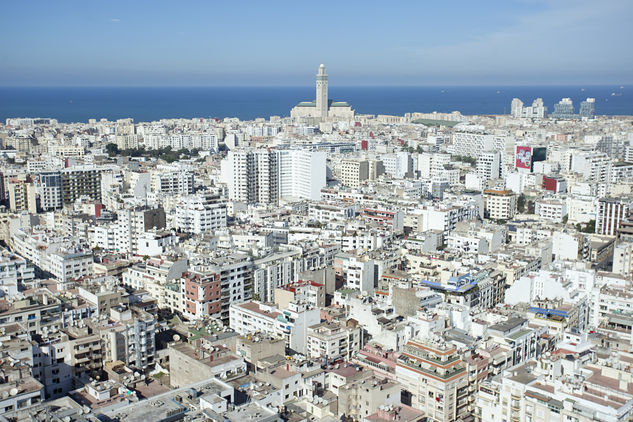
top-left (477, 151), bottom-right (501, 181)
top-left (175, 192), bottom-right (227, 234)
top-left (229, 300), bottom-right (320, 354)
top-left (278, 149), bottom-right (327, 201)
top-left (535, 199), bottom-right (567, 222)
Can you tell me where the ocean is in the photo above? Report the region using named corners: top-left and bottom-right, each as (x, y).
top-left (0, 85), bottom-right (630, 123)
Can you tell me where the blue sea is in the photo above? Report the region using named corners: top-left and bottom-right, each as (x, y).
top-left (0, 85), bottom-right (630, 123)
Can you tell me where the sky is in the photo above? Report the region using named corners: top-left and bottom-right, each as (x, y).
top-left (1, 0), bottom-right (632, 86)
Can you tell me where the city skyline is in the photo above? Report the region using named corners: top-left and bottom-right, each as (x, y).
top-left (1, 0), bottom-right (632, 86)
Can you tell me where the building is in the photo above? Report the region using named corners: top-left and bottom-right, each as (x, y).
top-left (334, 252), bottom-right (375, 294)
top-left (551, 98), bottom-right (575, 119)
top-left (484, 189), bottom-right (517, 221)
top-left (340, 159), bottom-right (369, 188)
top-left (306, 321), bottom-right (361, 361)
top-left (7, 178), bottom-right (37, 213)
top-left (290, 64), bottom-right (355, 121)
top-left (510, 98), bottom-right (547, 119)
top-left (596, 198), bottom-right (630, 236)
top-left (277, 149), bottom-right (327, 201)
top-left (38, 171), bottom-right (63, 210)
top-left (61, 166), bottom-right (102, 203)
top-left (396, 339), bottom-right (469, 421)
top-left (175, 192), bottom-right (227, 234)
top-left (92, 305), bottom-right (156, 371)
top-left (477, 151), bottom-right (501, 181)
top-left (579, 97), bottom-right (596, 119)
top-left (229, 300), bottom-right (320, 354)
top-left (612, 242), bottom-right (632, 276)
top-left (151, 169), bottom-right (194, 195)
top-left (534, 199), bottom-right (567, 222)
top-left (221, 149), bottom-right (279, 204)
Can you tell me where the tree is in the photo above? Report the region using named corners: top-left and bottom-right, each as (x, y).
top-left (517, 194), bottom-right (526, 213)
top-left (105, 143), bottom-right (119, 156)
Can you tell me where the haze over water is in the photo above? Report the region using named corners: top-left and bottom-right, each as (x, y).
top-left (0, 85), bottom-right (629, 123)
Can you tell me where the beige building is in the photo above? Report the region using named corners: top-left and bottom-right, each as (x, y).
top-left (340, 159), bottom-right (369, 188)
top-left (236, 335), bottom-right (285, 370)
top-left (484, 189), bottom-right (517, 221)
top-left (337, 375), bottom-right (401, 420)
top-left (7, 179), bottom-right (37, 213)
top-left (396, 339), bottom-right (469, 421)
top-left (274, 280), bottom-right (325, 309)
top-left (306, 321), bottom-right (361, 361)
top-left (169, 342), bottom-right (246, 388)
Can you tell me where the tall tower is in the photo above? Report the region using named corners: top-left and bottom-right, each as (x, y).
top-left (316, 64), bottom-right (328, 120)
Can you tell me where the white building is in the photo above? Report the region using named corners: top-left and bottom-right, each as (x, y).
top-left (476, 151), bottom-right (501, 181)
top-left (277, 149), bottom-right (327, 201)
top-left (151, 169), bottom-right (194, 195)
top-left (613, 242), bottom-right (633, 277)
top-left (510, 98), bottom-right (547, 119)
top-left (535, 199), bottom-right (567, 222)
top-left (229, 300), bottom-right (320, 354)
top-left (175, 192), bottom-right (227, 234)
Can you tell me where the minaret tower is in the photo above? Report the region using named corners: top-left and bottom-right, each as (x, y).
top-left (316, 64), bottom-right (328, 120)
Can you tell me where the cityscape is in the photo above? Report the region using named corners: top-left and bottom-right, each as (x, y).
top-left (1, 2), bottom-right (633, 422)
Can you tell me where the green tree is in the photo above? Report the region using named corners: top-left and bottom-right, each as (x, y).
top-left (517, 194), bottom-right (526, 213)
top-left (105, 143), bottom-right (119, 156)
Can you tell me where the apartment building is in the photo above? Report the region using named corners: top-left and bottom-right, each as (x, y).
top-left (396, 339), bottom-right (469, 421)
top-left (596, 198), bottom-right (630, 236)
top-left (175, 192), bottom-right (227, 234)
top-left (151, 169), bottom-right (194, 195)
top-left (61, 166), bottom-right (102, 203)
top-left (306, 321), bottom-right (361, 360)
top-left (340, 159), bottom-right (369, 188)
top-left (229, 300), bottom-right (320, 354)
top-left (38, 171), bottom-right (63, 210)
top-left (534, 199), bottom-right (567, 222)
top-left (484, 189), bottom-right (517, 221)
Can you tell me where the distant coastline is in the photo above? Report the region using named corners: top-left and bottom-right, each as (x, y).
top-left (0, 85), bottom-right (630, 123)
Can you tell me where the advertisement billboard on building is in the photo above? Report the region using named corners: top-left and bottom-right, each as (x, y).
top-left (516, 146), bottom-right (532, 169)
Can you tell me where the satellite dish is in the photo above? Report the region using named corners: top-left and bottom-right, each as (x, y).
top-left (9, 388), bottom-right (18, 396)
top-left (173, 334), bottom-right (181, 342)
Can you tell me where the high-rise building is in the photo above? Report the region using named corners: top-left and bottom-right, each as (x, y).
top-left (510, 98), bottom-right (546, 119)
top-left (477, 151), bottom-right (501, 181)
top-left (221, 149), bottom-right (279, 204)
top-left (278, 149), bottom-right (327, 201)
top-left (61, 166), bottom-right (102, 203)
top-left (38, 171), bottom-right (63, 211)
top-left (221, 148), bottom-right (326, 204)
top-left (340, 159), bottom-right (369, 188)
top-left (596, 198), bottom-right (630, 236)
top-left (7, 178), bottom-right (37, 213)
top-left (551, 98), bottom-right (576, 119)
top-left (396, 339), bottom-right (469, 421)
top-left (579, 97), bottom-right (596, 119)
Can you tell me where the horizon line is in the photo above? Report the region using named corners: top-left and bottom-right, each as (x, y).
top-left (0, 83), bottom-right (628, 89)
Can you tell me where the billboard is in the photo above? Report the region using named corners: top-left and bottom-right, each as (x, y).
top-left (516, 145), bottom-right (532, 169)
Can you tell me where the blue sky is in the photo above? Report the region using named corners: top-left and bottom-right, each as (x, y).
top-left (1, 0), bottom-right (631, 86)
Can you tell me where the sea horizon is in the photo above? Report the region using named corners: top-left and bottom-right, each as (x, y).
top-left (1, 85), bottom-right (630, 123)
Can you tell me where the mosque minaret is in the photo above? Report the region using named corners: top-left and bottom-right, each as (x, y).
top-left (291, 64), bottom-right (354, 121)
top-left (316, 64), bottom-right (328, 119)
